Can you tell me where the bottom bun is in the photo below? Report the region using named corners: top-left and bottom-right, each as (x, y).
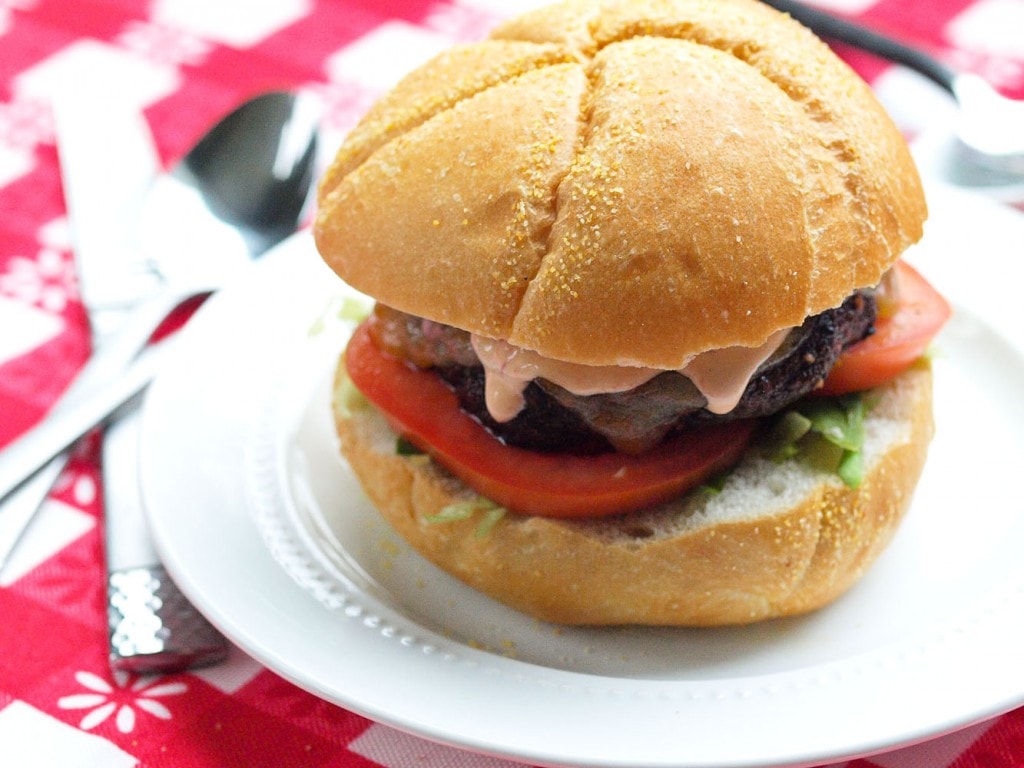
top-left (332, 361), bottom-right (934, 626)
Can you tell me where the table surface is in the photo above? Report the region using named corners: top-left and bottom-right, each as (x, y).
top-left (2, 1), bottom-right (1023, 766)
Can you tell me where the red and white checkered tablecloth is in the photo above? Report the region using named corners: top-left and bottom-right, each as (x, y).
top-left (2, 1), bottom-right (1023, 766)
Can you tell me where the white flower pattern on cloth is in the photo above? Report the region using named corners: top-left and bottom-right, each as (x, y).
top-left (116, 20), bottom-right (213, 68)
top-left (57, 670), bottom-right (187, 733)
top-left (0, 247), bottom-right (77, 313)
top-left (0, 96), bottom-right (53, 149)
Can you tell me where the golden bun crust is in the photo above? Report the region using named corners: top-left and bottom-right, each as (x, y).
top-left (332, 361), bottom-right (935, 626)
top-left (315, 0), bottom-right (927, 368)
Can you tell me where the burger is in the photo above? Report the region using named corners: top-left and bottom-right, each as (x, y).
top-left (313, 0), bottom-right (950, 625)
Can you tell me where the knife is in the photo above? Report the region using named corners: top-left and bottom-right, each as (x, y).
top-left (53, 88), bottom-right (228, 673)
top-left (0, 92), bottom-right (162, 576)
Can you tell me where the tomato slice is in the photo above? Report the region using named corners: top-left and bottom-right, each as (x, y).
top-left (344, 323), bottom-right (756, 519)
top-left (819, 261), bottom-right (951, 396)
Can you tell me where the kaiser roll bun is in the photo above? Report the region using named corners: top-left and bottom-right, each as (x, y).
top-left (332, 360), bottom-right (934, 626)
top-left (314, 0), bottom-right (927, 368)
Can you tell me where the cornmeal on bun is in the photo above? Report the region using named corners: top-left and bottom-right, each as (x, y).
top-left (313, 0), bottom-right (949, 625)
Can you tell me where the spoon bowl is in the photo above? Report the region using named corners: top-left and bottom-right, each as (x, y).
top-left (160, 91), bottom-right (319, 258)
top-left (139, 90), bottom-right (320, 305)
top-left (953, 74), bottom-right (1024, 177)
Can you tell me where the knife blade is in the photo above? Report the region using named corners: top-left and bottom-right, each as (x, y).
top-left (53, 87), bottom-right (228, 673)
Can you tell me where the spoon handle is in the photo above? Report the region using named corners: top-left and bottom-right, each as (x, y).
top-left (0, 453), bottom-right (66, 575)
top-left (762, 0), bottom-right (957, 93)
top-left (0, 344), bottom-right (166, 507)
top-left (0, 289), bottom-right (183, 569)
top-left (0, 288), bottom-right (188, 509)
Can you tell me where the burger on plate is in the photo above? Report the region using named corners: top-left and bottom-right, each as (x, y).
top-left (313, 0), bottom-right (950, 625)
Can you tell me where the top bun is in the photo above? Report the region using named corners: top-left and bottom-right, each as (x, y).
top-left (314, 0), bottom-right (926, 369)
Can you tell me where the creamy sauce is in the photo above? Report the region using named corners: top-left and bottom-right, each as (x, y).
top-left (681, 328), bottom-right (790, 413)
top-left (470, 337), bottom-right (659, 421)
top-left (470, 329), bottom-right (791, 423)
top-left (875, 266), bottom-right (901, 318)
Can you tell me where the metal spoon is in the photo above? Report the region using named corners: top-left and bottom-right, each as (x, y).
top-left (763, 0), bottom-right (1024, 180)
top-left (0, 90), bottom-right (321, 513)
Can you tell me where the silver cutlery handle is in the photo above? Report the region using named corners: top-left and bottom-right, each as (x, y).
top-left (0, 453), bottom-right (67, 574)
top-left (104, 404), bottom-right (227, 673)
top-left (0, 342), bottom-right (166, 507)
top-left (103, 402), bottom-right (159, 571)
top-left (108, 563), bottom-right (229, 673)
top-left (0, 295), bottom-right (178, 570)
top-left (0, 290), bottom-right (191, 508)
top-left (0, 338), bottom-right (118, 571)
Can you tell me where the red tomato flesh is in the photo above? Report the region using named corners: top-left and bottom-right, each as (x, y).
top-left (819, 261), bottom-right (951, 396)
top-left (344, 323), bottom-right (756, 519)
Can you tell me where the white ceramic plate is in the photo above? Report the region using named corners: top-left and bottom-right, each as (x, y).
top-left (141, 183), bottom-right (1024, 768)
